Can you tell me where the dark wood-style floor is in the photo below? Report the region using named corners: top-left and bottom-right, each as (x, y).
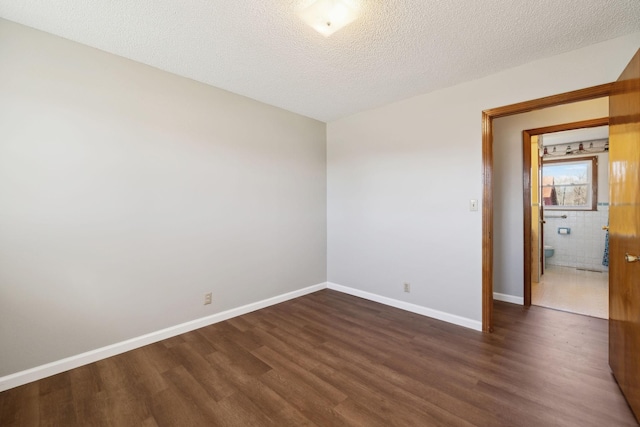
top-left (1, 290), bottom-right (637, 426)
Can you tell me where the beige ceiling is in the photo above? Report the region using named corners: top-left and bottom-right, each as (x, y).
top-left (1, 1), bottom-right (639, 122)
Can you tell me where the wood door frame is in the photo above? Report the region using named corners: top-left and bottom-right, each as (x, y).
top-left (481, 83), bottom-right (614, 332)
top-left (522, 117), bottom-right (609, 307)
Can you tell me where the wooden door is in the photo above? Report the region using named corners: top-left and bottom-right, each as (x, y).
top-left (609, 48), bottom-right (640, 422)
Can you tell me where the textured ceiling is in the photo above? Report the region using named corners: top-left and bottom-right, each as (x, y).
top-left (1, 1), bottom-right (639, 122)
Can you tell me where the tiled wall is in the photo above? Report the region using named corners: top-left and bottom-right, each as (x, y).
top-left (544, 204), bottom-right (609, 271)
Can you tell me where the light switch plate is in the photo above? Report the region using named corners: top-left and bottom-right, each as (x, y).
top-left (470, 199), bottom-right (478, 211)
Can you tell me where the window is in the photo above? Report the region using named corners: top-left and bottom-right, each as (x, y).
top-left (542, 156), bottom-right (597, 210)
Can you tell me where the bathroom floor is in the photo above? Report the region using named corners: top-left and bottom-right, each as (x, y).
top-left (532, 265), bottom-right (608, 319)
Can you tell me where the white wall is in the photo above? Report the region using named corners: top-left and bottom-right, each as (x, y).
top-left (0, 20), bottom-right (327, 376)
top-left (493, 99), bottom-right (609, 297)
top-left (327, 34), bottom-right (639, 323)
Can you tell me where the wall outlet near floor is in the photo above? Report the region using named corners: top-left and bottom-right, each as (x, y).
top-left (204, 292), bottom-right (212, 305)
top-left (404, 282), bottom-right (411, 293)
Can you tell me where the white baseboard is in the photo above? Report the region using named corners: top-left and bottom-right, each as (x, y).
top-left (0, 282), bottom-right (327, 392)
top-left (327, 283), bottom-right (482, 331)
top-left (2, 281), bottom-right (488, 392)
top-left (493, 292), bottom-right (524, 305)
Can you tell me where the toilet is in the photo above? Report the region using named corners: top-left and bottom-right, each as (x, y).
top-left (544, 245), bottom-right (554, 269)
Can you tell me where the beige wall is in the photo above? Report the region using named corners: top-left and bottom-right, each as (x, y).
top-left (0, 20), bottom-right (327, 376)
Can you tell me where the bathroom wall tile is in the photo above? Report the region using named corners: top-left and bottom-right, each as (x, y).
top-left (543, 208), bottom-right (609, 272)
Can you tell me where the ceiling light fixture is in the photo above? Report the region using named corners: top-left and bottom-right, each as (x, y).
top-left (299, 0), bottom-right (360, 37)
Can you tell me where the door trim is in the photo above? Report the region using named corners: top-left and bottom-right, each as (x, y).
top-left (522, 117), bottom-right (609, 306)
top-left (481, 83), bottom-right (614, 332)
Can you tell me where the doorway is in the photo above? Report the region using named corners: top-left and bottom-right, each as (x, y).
top-left (482, 49), bottom-right (640, 421)
top-left (492, 100), bottom-right (608, 310)
top-left (481, 83), bottom-right (613, 331)
top-left (526, 122), bottom-right (610, 319)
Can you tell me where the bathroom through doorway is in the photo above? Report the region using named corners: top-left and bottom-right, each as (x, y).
top-left (526, 120), bottom-right (609, 319)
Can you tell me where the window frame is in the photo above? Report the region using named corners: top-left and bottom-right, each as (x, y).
top-left (541, 155), bottom-right (598, 211)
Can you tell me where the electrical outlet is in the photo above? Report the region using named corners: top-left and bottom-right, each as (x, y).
top-left (404, 282), bottom-right (411, 293)
top-left (204, 292), bottom-right (212, 305)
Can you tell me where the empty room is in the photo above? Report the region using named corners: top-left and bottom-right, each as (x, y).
top-left (1, 1), bottom-right (640, 426)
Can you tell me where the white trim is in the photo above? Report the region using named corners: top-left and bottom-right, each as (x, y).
top-left (493, 292), bottom-right (524, 305)
top-left (327, 282), bottom-right (482, 331)
top-left (0, 282), bottom-right (327, 392)
top-left (1, 281), bottom-right (489, 392)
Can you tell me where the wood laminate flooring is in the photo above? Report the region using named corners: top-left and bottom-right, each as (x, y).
top-left (0, 290), bottom-right (637, 426)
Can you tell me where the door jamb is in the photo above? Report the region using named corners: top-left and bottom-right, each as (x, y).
top-left (481, 83), bottom-right (614, 332)
top-left (522, 117), bottom-right (610, 306)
